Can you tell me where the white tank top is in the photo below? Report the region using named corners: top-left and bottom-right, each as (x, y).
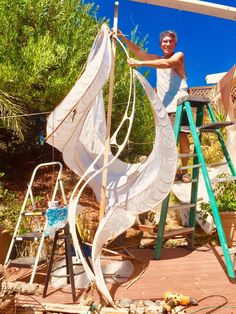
top-left (156, 68), bottom-right (188, 113)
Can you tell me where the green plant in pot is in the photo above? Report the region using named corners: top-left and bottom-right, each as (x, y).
top-left (200, 173), bottom-right (236, 247)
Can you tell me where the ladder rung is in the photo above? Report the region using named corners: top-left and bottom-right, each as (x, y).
top-left (9, 257), bottom-right (45, 268)
top-left (212, 176), bottom-right (236, 183)
top-left (198, 121), bottom-right (234, 132)
top-left (179, 164), bottom-right (202, 170)
top-left (15, 232), bottom-right (43, 241)
top-left (163, 227), bottom-right (194, 240)
top-left (22, 211), bottom-right (45, 216)
top-left (180, 126), bottom-right (191, 133)
top-left (168, 203), bottom-right (195, 210)
top-left (207, 161), bottom-right (228, 168)
top-left (179, 153), bottom-right (197, 158)
top-left (174, 178), bottom-right (197, 184)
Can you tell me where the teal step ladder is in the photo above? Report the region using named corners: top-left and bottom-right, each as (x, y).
top-left (154, 95), bottom-right (236, 282)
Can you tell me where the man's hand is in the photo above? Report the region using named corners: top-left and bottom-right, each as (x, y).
top-left (127, 57), bottom-right (141, 67)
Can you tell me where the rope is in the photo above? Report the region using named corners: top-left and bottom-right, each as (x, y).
top-left (128, 139), bottom-right (153, 145)
top-left (0, 99), bottom-right (153, 120)
top-left (190, 305), bottom-right (236, 313)
top-left (0, 111), bottom-right (51, 119)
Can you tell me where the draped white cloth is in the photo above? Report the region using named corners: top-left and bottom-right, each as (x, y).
top-left (46, 24), bottom-right (177, 304)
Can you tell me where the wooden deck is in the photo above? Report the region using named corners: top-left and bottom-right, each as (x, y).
top-left (8, 244), bottom-right (236, 313)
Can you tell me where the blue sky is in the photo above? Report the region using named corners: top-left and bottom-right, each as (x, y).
top-left (88, 0), bottom-right (235, 88)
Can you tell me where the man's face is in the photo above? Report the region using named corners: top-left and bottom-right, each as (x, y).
top-left (160, 34), bottom-right (176, 57)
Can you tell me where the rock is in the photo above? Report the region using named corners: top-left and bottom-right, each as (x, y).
top-left (136, 306), bottom-right (145, 314)
top-left (139, 238), bottom-right (155, 248)
top-left (130, 303), bottom-right (138, 313)
top-left (113, 298), bottom-right (164, 314)
top-left (118, 298), bottom-right (133, 308)
top-left (143, 300), bottom-right (156, 307)
top-left (137, 300), bottom-right (144, 307)
top-left (172, 305), bottom-right (186, 313)
top-left (155, 300), bottom-right (162, 307)
top-left (146, 305), bottom-right (162, 313)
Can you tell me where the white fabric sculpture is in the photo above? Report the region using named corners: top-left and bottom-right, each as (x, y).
top-left (46, 24), bottom-right (177, 304)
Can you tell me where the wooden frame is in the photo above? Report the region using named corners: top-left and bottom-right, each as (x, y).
top-left (130, 0), bottom-right (236, 21)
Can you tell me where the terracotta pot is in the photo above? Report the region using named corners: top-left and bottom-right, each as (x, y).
top-left (220, 212), bottom-right (236, 248)
top-left (0, 229), bottom-right (11, 264)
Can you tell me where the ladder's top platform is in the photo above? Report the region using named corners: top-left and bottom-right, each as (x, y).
top-left (177, 95), bottom-right (210, 106)
top-left (198, 121), bottom-right (234, 132)
top-left (181, 121), bottom-right (234, 133)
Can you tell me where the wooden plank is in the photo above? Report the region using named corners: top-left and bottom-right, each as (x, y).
top-left (163, 227), bottom-right (193, 239)
top-left (10, 245), bottom-right (236, 312)
top-left (134, 224), bottom-right (157, 232)
top-left (99, 2), bottom-right (119, 222)
top-left (130, 0), bottom-right (236, 21)
top-left (16, 303), bottom-right (129, 314)
top-left (205, 72), bottom-right (227, 84)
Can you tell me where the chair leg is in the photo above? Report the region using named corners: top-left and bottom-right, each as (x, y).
top-left (65, 225), bottom-right (77, 302)
top-left (43, 230), bottom-right (59, 298)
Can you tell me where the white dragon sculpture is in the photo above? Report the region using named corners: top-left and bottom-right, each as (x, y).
top-left (46, 23), bottom-right (177, 304)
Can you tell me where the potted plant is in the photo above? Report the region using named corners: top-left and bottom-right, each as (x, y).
top-left (200, 173), bottom-right (236, 247)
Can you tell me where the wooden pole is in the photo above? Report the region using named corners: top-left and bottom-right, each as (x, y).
top-left (99, 2), bottom-right (119, 222)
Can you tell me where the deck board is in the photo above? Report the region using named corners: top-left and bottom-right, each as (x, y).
top-left (8, 244), bottom-right (236, 313)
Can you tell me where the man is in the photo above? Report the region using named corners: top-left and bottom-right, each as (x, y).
top-left (118, 29), bottom-right (191, 182)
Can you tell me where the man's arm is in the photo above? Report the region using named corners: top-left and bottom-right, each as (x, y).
top-left (118, 30), bottom-right (159, 61)
top-left (128, 52), bottom-right (184, 69)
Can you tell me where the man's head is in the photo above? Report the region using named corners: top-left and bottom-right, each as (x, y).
top-left (159, 30), bottom-right (177, 43)
top-left (159, 30), bottom-right (177, 57)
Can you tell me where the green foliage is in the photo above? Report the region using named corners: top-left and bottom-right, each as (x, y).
top-left (0, 173), bottom-right (45, 235)
top-left (0, 90), bottom-right (27, 140)
top-left (0, 172), bottom-right (8, 198)
top-left (0, 0), bottom-right (101, 113)
top-left (0, 173), bottom-right (22, 234)
top-left (200, 102), bottom-right (226, 164)
top-left (200, 174), bottom-right (236, 214)
top-left (0, 0), bottom-right (102, 155)
top-left (0, 0), bottom-right (156, 165)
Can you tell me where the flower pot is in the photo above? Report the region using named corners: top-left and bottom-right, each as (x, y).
top-left (220, 212), bottom-right (236, 248)
top-left (0, 229), bottom-right (11, 264)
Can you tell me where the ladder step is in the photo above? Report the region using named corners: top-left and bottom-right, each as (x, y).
top-left (207, 161), bottom-right (228, 168)
top-left (198, 121), bottom-right (234, 133)
top-left (177, 95), bottom-right (210, 106)
top-left (163, 227), bottom-right (194, 240)
top-left (168, 203), bottom-right (196, 210)
top-left (213, 176), bottom-right (236, 183)
top-left (179, 163), bottom-right (202, 170)
top-left (22, 211), bottom-right (45, 216)
top-left (15, 232), bottom-right (43, 241)
top-left (174, 178), bottom-right (197, 184)
top-left (180, 122), bottom-right (234, 134)
top-left (181, 126), bottom-right (191, 133)
top-left (179, 153), bottom-right (197, 158)
top-left (9, 256), bottom-right (45, 268)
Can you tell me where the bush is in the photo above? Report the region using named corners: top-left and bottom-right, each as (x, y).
top-left (200, 173), bottom-right (236, 214)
